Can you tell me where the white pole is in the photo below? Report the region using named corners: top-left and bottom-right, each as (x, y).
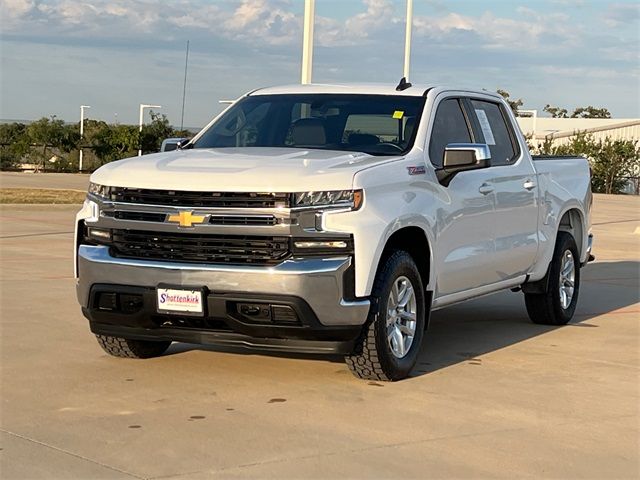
top-left (138, 104), bottom-right (162, 156)
top-left (301, 0), bottom-right (315, 84)
top-left (79, 105), bottom-right (90, 172)
top-left (403, 0), bottom-right (413, 81)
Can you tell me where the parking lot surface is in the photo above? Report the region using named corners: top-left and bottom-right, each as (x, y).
top-left (1, 195), bottom-right (638, 479)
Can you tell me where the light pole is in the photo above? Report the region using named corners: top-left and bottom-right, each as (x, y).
top-left (301, 0), bottom-right (315, 84)
top-left (79, 105), bottom-right (90, 172)
top-left (403, 0), bottom-right (413, 81)
top-left (138, 104), bottom-right (161, 156)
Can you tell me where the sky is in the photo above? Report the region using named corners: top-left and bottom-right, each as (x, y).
top-left (1, 0), bottom-right (639, 128)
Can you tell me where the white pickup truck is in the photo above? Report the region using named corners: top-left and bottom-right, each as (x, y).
top-left (75, 82), bottom-right (593, 381)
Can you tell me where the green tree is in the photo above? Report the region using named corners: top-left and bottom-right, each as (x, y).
top-left (92, 124), bottom-right (139, 165)
top-left (140, 111), bottom-right (174, 154)
top-left (543, 104), bottom-right (611, 118)
top-left (531, 133), bottom-right (640, 194)
top-left (571, 106), bottom-right (611, 119)
top-left (590, 137), bottom-right (638, 193)
top-left (496, 89), bottom-right (524, 115)
top-left (0, 122), bottom-right (31, 170)
top-left (26, 116), bottom-right (80, 171)
top-left (543, 104), bottom-right (569, 118)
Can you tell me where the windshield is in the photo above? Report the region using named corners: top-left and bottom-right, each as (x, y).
top-left (192, 94), bottom-right (426, 156)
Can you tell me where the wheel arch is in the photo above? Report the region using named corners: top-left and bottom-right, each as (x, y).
top-left (524, 206), bottom-right (586, 294)
top-left (376, 225), bottom-right (434, 296)
top-left (557, 207), bottom-right (586, 261)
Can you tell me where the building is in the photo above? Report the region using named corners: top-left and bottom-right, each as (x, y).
top-left (516, 117), bottom-right (640, 146)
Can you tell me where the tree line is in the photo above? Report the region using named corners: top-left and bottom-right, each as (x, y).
top-left (0, 111), bottom-right (190, 173)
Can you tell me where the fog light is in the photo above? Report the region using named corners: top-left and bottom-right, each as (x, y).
top-left (88, 227), bottom-right (111, 242)
top-left (294, 241), bottom-right (348, 249)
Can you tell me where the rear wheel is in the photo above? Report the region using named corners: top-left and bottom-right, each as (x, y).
top-left (345, 251), bottom-right (426, 381)
top-left (525, 232), bottom-right (580, 325)
top-left (95, 334), bottom-right (171, 359)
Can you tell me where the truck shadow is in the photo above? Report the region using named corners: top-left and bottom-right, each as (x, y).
top-left (413, 260), bottom-right (639, 377)
top-left (166, 261), bottom-right (639, 377)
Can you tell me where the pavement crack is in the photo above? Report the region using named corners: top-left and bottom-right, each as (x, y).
top-left (1, 231), bottom-right (73, 239)
top-left (592, 219), bottom-right (639, 226)
top-left (0, 429), bottom-right (145, 479)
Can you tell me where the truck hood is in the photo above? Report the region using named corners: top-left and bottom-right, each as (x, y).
top-left (91, 147), bottom-right (401, 192)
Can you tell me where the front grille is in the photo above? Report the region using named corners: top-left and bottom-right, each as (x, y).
top-left (110, 229), bottom-right (291, 265)
top-left (103, 211), bottom-right (278, 226)
top-left (108, 188), bottom-right (291, 208)
top-left (103, 211), bottom-right (167, 222)
top-left (209, 215), bottom-right (278, 226)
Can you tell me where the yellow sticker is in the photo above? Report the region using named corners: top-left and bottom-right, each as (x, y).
top-left (392, 110), bottom-right (404, 119)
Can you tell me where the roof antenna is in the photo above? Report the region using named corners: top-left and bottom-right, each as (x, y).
top-left (396, 77), bottom-right (412, 91)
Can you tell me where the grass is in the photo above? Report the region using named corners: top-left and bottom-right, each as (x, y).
top-left (0, 188), bottom-right (86, 204)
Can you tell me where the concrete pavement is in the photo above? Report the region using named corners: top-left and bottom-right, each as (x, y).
top-left (0, 195), bottom-right (638, 479)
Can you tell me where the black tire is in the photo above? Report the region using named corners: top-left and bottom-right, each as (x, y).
top-left (345, 251), bottom-right (426, 381)
top-left (95, 334), bottom-right (171, 359)
top-left (525, 232), bottom-right (580, 325)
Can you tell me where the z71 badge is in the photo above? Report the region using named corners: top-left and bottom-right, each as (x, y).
top-left (407, 165), bottom-right (426, 175)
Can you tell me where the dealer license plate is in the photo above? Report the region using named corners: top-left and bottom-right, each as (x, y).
top-left (157, 287), bottom-right (204, 316)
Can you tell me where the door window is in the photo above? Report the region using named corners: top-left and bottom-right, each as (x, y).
top-left (428, 99), bottom-right (472, 168)
top-left (469, 100), bottom-right (518, 165)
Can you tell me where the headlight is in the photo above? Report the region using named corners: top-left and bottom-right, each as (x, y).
top-left (88, 182), bottom-right (111, 199)
top-left (293, 190), bottom-right (363, 210)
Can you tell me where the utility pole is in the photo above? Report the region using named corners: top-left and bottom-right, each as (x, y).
top-left (301, 0), bottom-right (315, 84)
top-left (138, 104), bottom-right (161, 156)
top-left (403, 0), bottom-right (413, 81)
top-left (180, 40), bottom-right (190, 131)
top-left (79, 105), bottom-right (90, 172)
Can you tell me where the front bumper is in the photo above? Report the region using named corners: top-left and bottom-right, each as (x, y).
top-left (77, 245), bottom-right (370, 352)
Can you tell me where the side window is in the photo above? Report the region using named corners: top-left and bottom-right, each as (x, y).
top-left (428, 98), bottom-right (472, 169)
top-left (469, 100), bottom-right (518, 166)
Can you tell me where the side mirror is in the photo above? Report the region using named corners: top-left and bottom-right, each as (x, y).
top-left (437, 143), bottom-right (491, 186)
top-left (160, 137), bottom-right (191, 152)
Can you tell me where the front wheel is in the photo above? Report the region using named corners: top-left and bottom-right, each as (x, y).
top-left (524, 232), bottom-right (581, 325)
top-left (345, 251), bottom-right (426, 381)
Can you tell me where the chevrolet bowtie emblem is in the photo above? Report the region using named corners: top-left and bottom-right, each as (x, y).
top-left (167, 211), bottom-right (207, 228)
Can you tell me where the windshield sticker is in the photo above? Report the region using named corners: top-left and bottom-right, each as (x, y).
top-left (392, 110), bottom-right (404, 119)
top-left (474, 109), bottom-right (495, 145)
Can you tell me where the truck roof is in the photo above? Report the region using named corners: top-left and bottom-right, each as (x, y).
top-left (250, 83), bottom-right (433, 97)
top-left (250, 83), bottom-right (504, 100)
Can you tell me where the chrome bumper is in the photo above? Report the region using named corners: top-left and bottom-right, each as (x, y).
top-left (76, 245), bottom-right (370, 326)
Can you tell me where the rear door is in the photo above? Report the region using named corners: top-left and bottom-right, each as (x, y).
top-left (466, 98), bottom-right (539, 281)
top-left (428, 97), bottom-right (497, 298)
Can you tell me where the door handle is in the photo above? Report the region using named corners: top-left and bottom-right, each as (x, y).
top-left (478, 183), bottom-right (494, 195)
top-left (523, 179), bottom-right (537, 190)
